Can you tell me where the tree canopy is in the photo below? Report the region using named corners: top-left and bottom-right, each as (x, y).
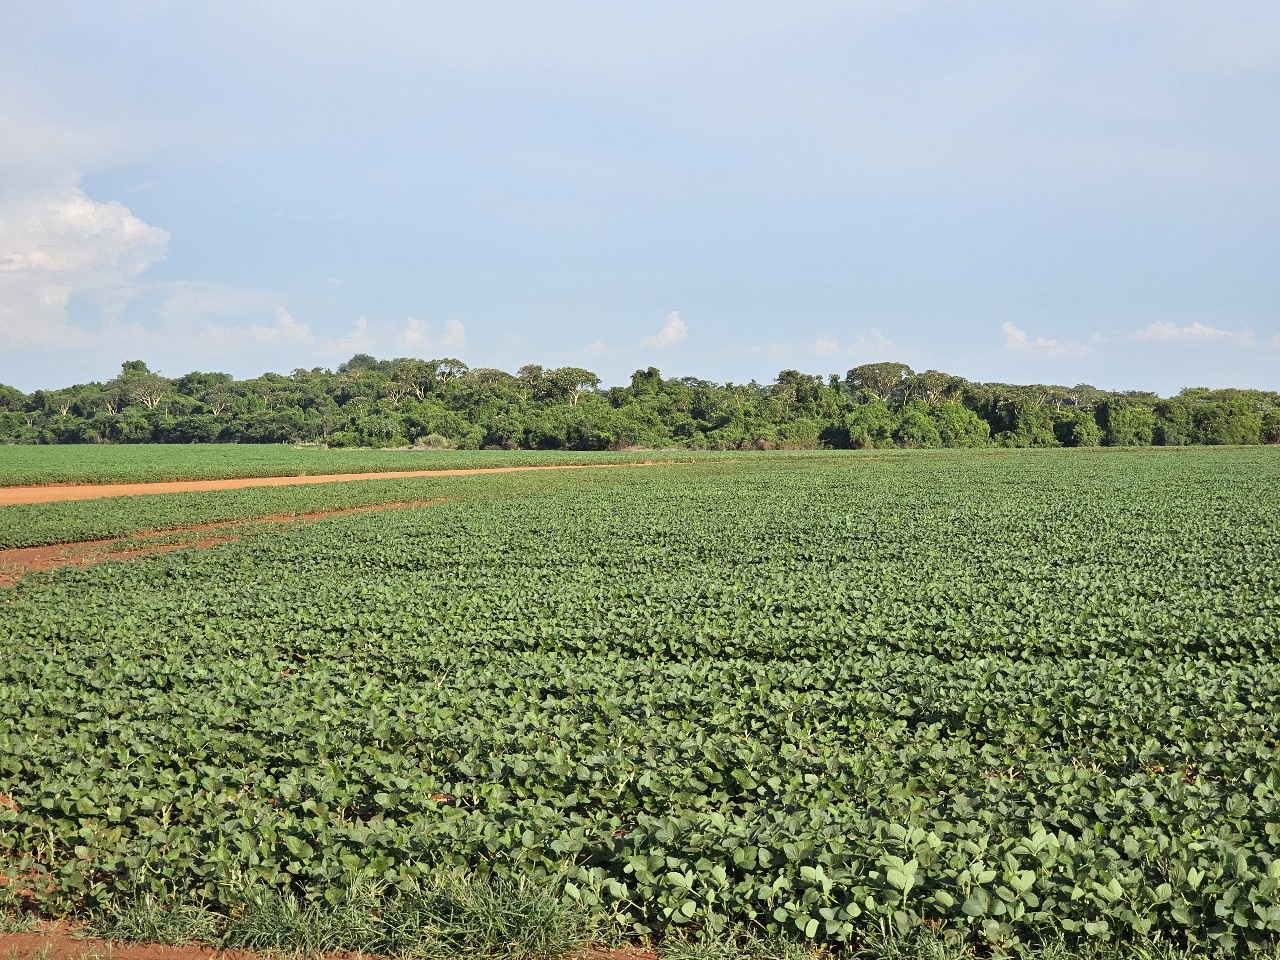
top-left (1, 358), bottom-right (1277, 450)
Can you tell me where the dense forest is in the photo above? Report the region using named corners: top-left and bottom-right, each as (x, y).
top-left (2, 356), bottom-right (1278, 449)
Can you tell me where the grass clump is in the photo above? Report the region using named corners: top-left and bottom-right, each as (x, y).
top-left (90, 872), bottom-right (597, 960)
top-left (88, 892), bottom-right (224, 946)
top-left (0, 911), bottom-right (40, 934)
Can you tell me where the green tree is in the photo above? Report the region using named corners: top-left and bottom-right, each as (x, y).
top-left (1262, 408), bottom-right (1280, 443)
top-left (903, 369), bottom-right (966, 405)
top-left (845, 362), bottom-right (914, 404)
top-left (0, 384), bottom-right (29, 412)
top-left (842, 400), bottom-right (896, 448)
top-left (1193, 398), bottom-right (1262, 445)
top-left (1054, 409), bottom-right (1102, 447)
top-left (1153, 397), bottom-right (1195, 446)
top-left (893, 402), bottom-right (942, 448)
top-left (1096, 399), bottom-right (1155, 446)
top-left (545, 367), bottom-right (601, 406)
top-left (930, 401), bottom-right (990, 447)
top-left (773, 369), bottom-right (823, 409)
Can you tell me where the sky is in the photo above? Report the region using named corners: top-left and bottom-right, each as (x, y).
top-left (1, 1), bottom-right (1278, 395)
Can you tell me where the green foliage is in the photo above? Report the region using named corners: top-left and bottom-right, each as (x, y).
top-left (929, 401), bottom-right (991, 448)
top-left (1097, 401), bottom-right (1156, 447)
top-left (892, 402), bottom-right (942, 449)
top-left (2, 449), bottom-right (1280, 953)
top-left (3, 356), bottom-right (1278, 453)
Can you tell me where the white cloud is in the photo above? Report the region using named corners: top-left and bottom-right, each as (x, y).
top-left (811, 337), bottom-right (842, 355)
top-left (837, 331), bottom-right (903, 356)
top-left (249, 307), bottom-right (320, 346)
top-left (158, 281), bottom-right (277, 325)
top-left (545, 338), bottom-right (620, 365)
top-left (1131, 321), bottom-right (1253, 344)
top-left (641, 310), bottom-right (688, 349)
top-left (397, 317), bottom-right (466, 354)
top-left (0, 149), bottom-right (448, 375)
top-left (331, 316), bottom-right (371, 353)
top-left (1, 187), bottom-right (166, 277)
top-left (168, 311), bottom-right (462, 365)
top-left (399, 317), bottom-right (431, 353)
top-left (0, 184), bottom-right (170, 348)
top-left (190, 309), bottom-right (371, 356)
top-left (439, 318), bottom-right (466, 348)
top-left (752, 330), bottom-right (906, 363)
top-left (1001, 321), bottom-right (1088, 358)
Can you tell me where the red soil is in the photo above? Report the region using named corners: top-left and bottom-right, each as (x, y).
top-left (0, 925), bottom-right (256, 960)
top-left (0, 499), bottom-right (441, 586)
top-left (0, 924), bottom-right (656, 960)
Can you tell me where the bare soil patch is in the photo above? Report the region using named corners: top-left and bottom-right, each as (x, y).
top-left (0, 463), bottom-right (668, 507)
top-left (0, 500), bottom-right (441, 587)
top-left (0, 925), bottom-right (249, 960)
top-left (0, 925), bottom-right (656, 960)
top-left (0, 537), bottom-right (234, 587)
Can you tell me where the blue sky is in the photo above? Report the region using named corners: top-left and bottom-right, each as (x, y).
top-left (2, 1), bottom-right (1278, 394)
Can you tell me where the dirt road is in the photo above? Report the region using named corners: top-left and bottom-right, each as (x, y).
top-left (0, 462), bottom-right (665, 506)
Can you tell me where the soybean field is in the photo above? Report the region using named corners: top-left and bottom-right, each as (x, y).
top-left (2, 448), bottom-right (1279, 954)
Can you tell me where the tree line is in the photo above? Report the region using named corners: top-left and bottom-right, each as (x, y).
top-left (2, 356), bottom-right (1278, 449)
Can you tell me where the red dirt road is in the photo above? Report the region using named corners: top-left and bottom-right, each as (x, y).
top-left (0, 926), bottom-right (655, 960)
top-left (0, 927), bottom-right (261, 960)
top-left (0, 462), bottom-right (666, 506)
